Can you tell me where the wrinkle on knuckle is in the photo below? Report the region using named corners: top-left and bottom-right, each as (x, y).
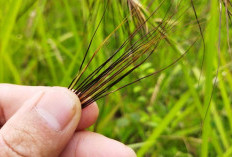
top-left (0, 133), bottom-right (26, 157)
top-left (1, 124), bottom-right (41, 157)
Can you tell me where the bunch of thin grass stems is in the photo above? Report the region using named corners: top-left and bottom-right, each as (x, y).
top-left (68, 0), bottom-right (202, 109)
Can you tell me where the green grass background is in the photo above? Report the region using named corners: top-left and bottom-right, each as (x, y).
top-left (0, 0), bottom-right (231, 156)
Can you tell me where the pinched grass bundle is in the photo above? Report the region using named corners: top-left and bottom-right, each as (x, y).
top-left (68, 0), bottom-right (203, 109)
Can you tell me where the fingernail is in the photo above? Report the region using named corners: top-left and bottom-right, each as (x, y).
top-left (35, 88), bottom-right (78, 131)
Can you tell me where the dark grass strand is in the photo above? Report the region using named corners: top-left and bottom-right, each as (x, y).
top-left (83, 23), bottom-right (197, 108)
top-left (69, 0), bottom-right (200, 109)
top-left (76, 23), bottom-right (164, 95)
top-left (78, 40), bottom-right (157, 99)
top-left (76, 0), bottom-right (164, 79)
top-left (82, 37), bottom-right (196, 106)
top-left (80, 41), bottom-right (160, 99)
top-left (80, 44), bottom-right (159, 102)
top-left (68, 0), bottom-right (109, 89)
top-left (71, 1), bottom-right (166, 92)
top-left (74, 21), bottom-right (160, 93)
top-left (81, 49), bottom-right (155, 108)
top-left (81, 51), bottom-right (155, 105)
top-left (79, 10), bottom-right (182, 106)
top-left (77, 19), bottom-right (172, 96)
top-left (82, 40), bottom-right (197, 108)
top-left (93, 39), bottom-right (197, 103)
top-left (75, 2), bottom-right (171, 93)
top-left (77, 0), bottom-right (165, 81)
top-left (79, 0), bottom-right (109, 72)
top-left (73, 26), bottom-right (131, 93)
top-left (77, 16), bottom-right (172, 99)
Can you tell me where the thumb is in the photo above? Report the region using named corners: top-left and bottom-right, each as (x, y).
top-left (0, 87), bottom-right (81, 157)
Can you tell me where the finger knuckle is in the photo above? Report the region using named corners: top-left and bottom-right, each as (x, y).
top-left (0, 124), bottom-right (41, 157)
top-left (0, 133), bottom-right (26, 157)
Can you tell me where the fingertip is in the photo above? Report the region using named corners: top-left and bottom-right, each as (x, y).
top-left (125, 147), bottom-right (137, 157)
top-left (51, 87), bottom-right (81, 112)
top-left (76, 102), bottom-right (99, 130)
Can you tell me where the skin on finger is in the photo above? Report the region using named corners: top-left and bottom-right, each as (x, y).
top-left (0, 84), bottom-right (47, 119)
top-left (0, 88), bottom-right (82, 156)
top-left (60, 131), bottom-right (136, 157)
top-left (77, 102), bottom-right (99, 130)
top-left (0, 84), bottom-right (99, 130)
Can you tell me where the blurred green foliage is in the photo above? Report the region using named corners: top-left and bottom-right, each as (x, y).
top-left (0, 0), bottom-right (232, 156)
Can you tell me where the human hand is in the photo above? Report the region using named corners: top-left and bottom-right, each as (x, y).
top-left (0, 84), bottom-right (136, 157)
